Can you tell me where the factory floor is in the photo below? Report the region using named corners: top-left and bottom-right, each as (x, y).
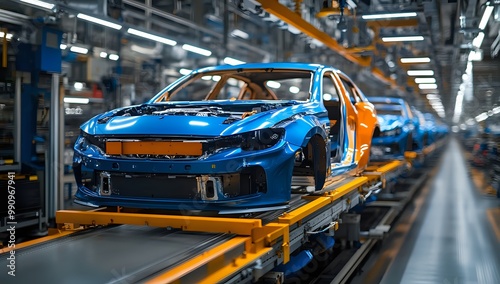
top-left (353, 137), bottom-right (500, 284)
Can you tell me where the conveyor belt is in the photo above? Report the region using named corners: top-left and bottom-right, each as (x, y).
top-left (0, 225), bottom-right (232, 284)
top-left (0, 159), bottom-right (410, 283)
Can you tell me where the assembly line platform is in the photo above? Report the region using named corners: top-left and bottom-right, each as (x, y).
top-left (352, 138), bottom-right (500, 284)
top-left (0, 145), bottom-right (449, 284)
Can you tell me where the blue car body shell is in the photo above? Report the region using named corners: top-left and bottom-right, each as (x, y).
top-left (370, 97), bottom-right (417, 159)
top-left (73, 62), bottom-right (378, 212)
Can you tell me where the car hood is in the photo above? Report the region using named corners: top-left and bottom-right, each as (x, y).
top-left (377, 115), bottom-right (405, 131)
top-left (81, 100), bottom-right (312, 137)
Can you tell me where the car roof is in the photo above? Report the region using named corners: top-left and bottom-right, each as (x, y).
top-left (194, 62), bottom-right (336, 74)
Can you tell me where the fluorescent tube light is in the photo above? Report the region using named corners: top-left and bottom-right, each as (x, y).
top-left (475, 112), bottom-right (488, 122)
top-left (419, 83), bottom-right (438, 90)
top-left (70, 46), bottom-right (88, 54)
top-left (73, 82), bottom-right (84, 91)
top-left (407, 70), bottom-right (434, 76)
top-left (20, 0), bottom-right (54, 10)
top-left (77, 13), bottom-right (122, 30)
top-left (479, 6), bottom-right (494, 30)
top-left (127, 28), bottom-right (177, 46)
top-left (179, 68), bottom-right (192, 75)
top-left (415, 78), bottom-right (436, 84)
top-left (426, 94), bottom-right (440, 100)
top-left (108, 54), bottom-right (119, 61)
top-left (99, 51), bottom-right (108, 58)
top-left (230, 29), bottom-right (249, 39)
top-left (361, 12), bottom-right (417, 20)
top-left (0, 32), bottom-right (13, 39)
top-left (223, 57), bottom-right (246, 65)
top-left (472, 32), bottom-right (485, 48)
top-left (400, 57), bottom-right (431, 63)
top-left (381, 36), bottom-right (424, 42)
top-left (60, 44), bottom-right (67, 50)
top-left (287, 26), bottom-right (301, 35)
top-left (181, 44), bottom-right (212, 56)
top-left (64, 97), bottom-right (89, 104)
top-left (468, 50), bottom-right (483, 61)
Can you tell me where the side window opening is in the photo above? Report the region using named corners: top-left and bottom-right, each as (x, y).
top-left (323, 75), bottom-right (342, 162)
top-left (339, 78), bottom-right (359, 104)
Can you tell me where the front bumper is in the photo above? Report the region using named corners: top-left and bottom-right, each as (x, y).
top-left (73, 139), bottom-right (299, 211)
top-left (371, 133), bottom-right (410, 159)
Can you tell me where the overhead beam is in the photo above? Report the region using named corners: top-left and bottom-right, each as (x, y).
top-left (255, 0), bottom-right (371, 67)
top-left (366, 18), bottom-right (419, 28)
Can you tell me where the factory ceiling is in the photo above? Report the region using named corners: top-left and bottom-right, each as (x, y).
top-left (0, 0), bottom-right (499, 125)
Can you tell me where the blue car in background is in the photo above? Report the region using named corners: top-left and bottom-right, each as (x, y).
top-left (411, 107), bottom-right (430, 148)
top-left (72, 62), bottom-right (380, 213)
top-left (369, 97), bottom-right (417, 160)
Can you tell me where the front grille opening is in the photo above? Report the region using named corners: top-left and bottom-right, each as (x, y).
top-left (206, 180), bottom-right (215, 198)
top-left (100, 173), bottom-right (111, 195)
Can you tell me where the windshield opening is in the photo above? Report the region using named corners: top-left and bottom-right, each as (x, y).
top-left (374, 104), bottom-right (404, 116)
top-left (153, 69), bottom-right (313, 102)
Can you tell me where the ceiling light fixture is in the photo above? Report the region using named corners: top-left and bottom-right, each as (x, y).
top-left (419, 83), bottom-right (438, 90)
top-left (362, 12), bottom-right (417, 20)
top-left (127, 28), bottom-right (177, 46)
top-left (468, 50), bottom-right (483, 61)
top-left (478, 5), bottom-right (494, 30)
top-left (60, 44), bottom-right (67, 50)
top-left (381, 36), bottom-right (424, 42)
top-left (475, 112), bottom-right (488, 122)
top-left (415, 78), bottom-right (436, 84)
top-left (108, 54), bottom-right (119, 61)
top-left (426, 94), bottom-right (440, 100)
top-left (230, 29), bottom-right (249, 39)
top-left (400, 57), bottom-right (431, 63)
top-left (20, 0), bottom-right (54, 10)
top-left (77, 13), bottom-right (122, 30)
top-left (407, 70), bottom-right (434, 76)
top-left (453, 91), bottom-right (464, 123)
top-left (73, 82), bottom-right (84, 91)
top-left (64, 97), bottom-right (89, 104)
top-left (0, 32), bottom-right (13, 40)
top-left (70, 46), bottom-right (88, 54)
top-left (493, 106), bottom-right (500, 114)
top-left (472, 32), bottom-right (485, 48)
top-left (99, 51), bottom-right (108, 58)
top-left (181, 44), bottom-right (212, 56)
top-left (223, 57), bottom-right (246, 65)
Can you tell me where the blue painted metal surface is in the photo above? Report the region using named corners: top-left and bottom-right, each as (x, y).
top-left (73, 63), bottom-right (377, 211)
top-left (273, 250), bottom-right (314, 277)
top-left (370, 97), bottom-right (417, 160)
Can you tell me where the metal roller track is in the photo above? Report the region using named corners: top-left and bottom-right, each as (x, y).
top-left (0, 225), bottom-right (232, 284)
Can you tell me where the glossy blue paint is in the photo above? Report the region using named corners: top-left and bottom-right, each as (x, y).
top-left (273, 250), bottom-right (314, 277)
top-left (370, 97), bottom-right (417, 159)
top-left (73, 63), bottom-right (375, 212)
